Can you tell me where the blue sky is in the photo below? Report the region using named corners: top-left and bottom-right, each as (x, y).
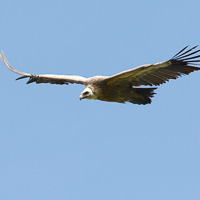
top-left (0, 0), bottom-right (200, 199)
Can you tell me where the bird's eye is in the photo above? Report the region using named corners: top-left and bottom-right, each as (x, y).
top-left (84, 91), bottom-right (89, 95)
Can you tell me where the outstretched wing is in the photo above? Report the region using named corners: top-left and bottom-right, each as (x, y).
top-left (0, 51), bottom-right (87, 85)
top-left (106, 46), bottom-right (200, 86)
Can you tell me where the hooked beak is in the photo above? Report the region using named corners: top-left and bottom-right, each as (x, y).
top-left (79, 95), bottom-right (84, 100)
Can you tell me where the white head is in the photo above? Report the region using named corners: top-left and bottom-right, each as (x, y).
top-left (79, 87), bottom-right (98, 100)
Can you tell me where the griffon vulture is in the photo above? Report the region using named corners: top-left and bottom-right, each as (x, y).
top-left (1, 46), bottom-right (200, 105)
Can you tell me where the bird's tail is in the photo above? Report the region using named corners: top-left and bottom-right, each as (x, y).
top-left (128, 87), bottom-right (157, 105)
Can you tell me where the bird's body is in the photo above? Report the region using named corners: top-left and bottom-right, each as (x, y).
top-left (85, 76), bottom-right (156, 104)
top-left (1, 46), bottom-right (200, 105)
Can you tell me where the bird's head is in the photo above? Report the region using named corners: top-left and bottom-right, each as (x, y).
top-left (79, 87), bottom-right (98, 100)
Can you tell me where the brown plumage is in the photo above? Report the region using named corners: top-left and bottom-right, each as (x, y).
top-left (1, 46), bottom-right (200, 105)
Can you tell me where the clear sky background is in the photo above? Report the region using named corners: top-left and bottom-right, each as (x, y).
top-left (0, 0), bottom-right (200, 200)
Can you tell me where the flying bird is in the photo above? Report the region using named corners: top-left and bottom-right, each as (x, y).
top-left (1, 46), bottom-right (200, 105)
